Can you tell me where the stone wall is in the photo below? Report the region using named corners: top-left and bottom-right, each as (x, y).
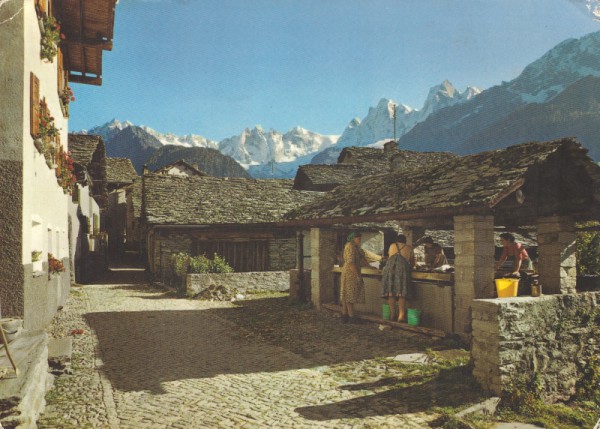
top-left (268, 237), bottom-right (296, 271)
top-left (471, 293), bottom-right (600, 402)
top-left (23, 259), bottom-right (70, 331)
top-left (151, 232), bottom-right (297, 283)
top-left (152, 232), bottom-right (193, 284)
top-left (187, 271), bottom-right (290, 296)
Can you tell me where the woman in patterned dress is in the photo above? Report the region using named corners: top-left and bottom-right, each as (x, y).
top-left (340, 232), bottom-right (381, 323)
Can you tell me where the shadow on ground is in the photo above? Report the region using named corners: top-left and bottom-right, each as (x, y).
top-left (295, 366), bottom-right (482, 421)
top-left (84, 263), bottom-right (465, 411)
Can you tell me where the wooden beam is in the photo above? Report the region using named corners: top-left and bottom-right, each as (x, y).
top-left (68, 74), bottom-right (102, 85)
top-left (277, 205), bottom-right (487, 229)
top-left (488, 178), bottom-right (525, 208)
top-left (62, 38), bottom-right (113, 51)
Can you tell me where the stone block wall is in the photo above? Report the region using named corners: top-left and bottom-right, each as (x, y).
top-left (471, 292), bottom-right (600, 401)
top-left (152, 232), bottom-right (193, 283)
top-left (268, 237), bottom-right (296, 271)
top-left (454, 215), bottom-right (495, 338)
top-left (536, 216), bottom-right (577, 294)
top-left (187, 271), bottom-right (290, 296)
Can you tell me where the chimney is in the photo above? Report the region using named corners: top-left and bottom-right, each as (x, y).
top-left (142, 164), bottom-right (149, 175)
top-left (384, 140), bottom-right (398, 153)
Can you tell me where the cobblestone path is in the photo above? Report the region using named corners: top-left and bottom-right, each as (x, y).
top-left (38, 262), bottom-right (479, 428)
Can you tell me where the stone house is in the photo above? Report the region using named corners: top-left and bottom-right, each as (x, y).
top-left (152, 159), bottom-right (207, 177)
top-left (294, 141), bottom-right (456, 191)
top-left (287, 138), bottom-right (600, 326)
top-left (106, 157), bottom-right (137, 192)
top-left (286, 138), bottom-right (600, 400)
top-left (0, 0), bottom-right (114, 330)
top-left (141, 174), bottom-right (321, 282)
top-left (69, 159), bottom-right (103, 283)
top-left (125, 179), bottom-right (143, 251)
top-left (105, 157), bottom-right (137, 254)
top-left (123, 160), bottom-right (203, 252)
top-left (68, 134), bottom-right (110, 270)
top-left (0, 0), bottom-right (117, 425)
top-left (68, 134), bottom-right (109, 210)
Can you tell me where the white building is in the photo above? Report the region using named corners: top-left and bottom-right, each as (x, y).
top-left (0, 0), bottom-right (116, 330)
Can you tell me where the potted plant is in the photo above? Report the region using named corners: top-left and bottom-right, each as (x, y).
top-left (59, 86), bottom-right (75, 117)
top-left (31, 250), bottom-right (42, 262)
top-left (48, 253), bottom-right (65, 276)
top-left (40, 15), bottom-right (60, 62)
top-left (55, 148), bottom-right (76, 194)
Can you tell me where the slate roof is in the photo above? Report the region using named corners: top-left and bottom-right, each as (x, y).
top-left (106, 157), bottom-right (138, 185)
top-left (338, 146), bottom-right (394, 165)
top-left (294, 147), bottom-right (459, 191)
top-left (143, 175), bottom-right (322, 226)
top-left (293, 164), bottom-right (377, 191)
top-left (287, 138), bottom-right (600, 223)
top-left (69, 134), bottom-right (104, 166)
top-left (390, 150), bottom-right (458, 172)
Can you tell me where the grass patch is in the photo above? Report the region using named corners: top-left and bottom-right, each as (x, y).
top-left (496, 400), bottom-right (598, 429)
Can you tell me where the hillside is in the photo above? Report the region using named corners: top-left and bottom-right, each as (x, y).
top-left (459, 76), bottom-right (600, 159)
top-left (105, 126), bottom-right (163, 173)
top-left (146, 145), bottom-right (250, 178)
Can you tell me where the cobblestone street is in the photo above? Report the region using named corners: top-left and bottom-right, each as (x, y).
top-left (38, 261), bottom-right (481, 428)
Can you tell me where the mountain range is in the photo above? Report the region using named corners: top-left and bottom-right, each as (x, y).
top-left (396, 30), bottom-right (600, 155)
top-left (80, 29), bottom-right (600, 178)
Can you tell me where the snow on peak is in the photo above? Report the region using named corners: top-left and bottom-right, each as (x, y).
top-left (335, 80), bottom-right (479, 149)
top-left (218, 126), bottom-right (339, 166)
top-left (510, 30), bottom-right (600, 103)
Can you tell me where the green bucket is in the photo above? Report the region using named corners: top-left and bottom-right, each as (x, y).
top-left (407, 308), bottom-right (421, 326)
top-left (382, 304), bottom-right (391, 320)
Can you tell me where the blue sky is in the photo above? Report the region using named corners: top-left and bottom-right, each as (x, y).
top-left (70, 0), bottom-right (599, 140)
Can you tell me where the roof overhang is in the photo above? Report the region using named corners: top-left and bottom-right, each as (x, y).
top-left (55, 0), bottom-right (117, 85)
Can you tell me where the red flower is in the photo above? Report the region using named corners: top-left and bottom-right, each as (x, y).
top-left (70, 97), bottom-right (75, 101)
top-left (60, 33), bottom-right (65, 40)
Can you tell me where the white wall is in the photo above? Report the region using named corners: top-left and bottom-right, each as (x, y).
top-left (22, 0), bottom-right (70, 264)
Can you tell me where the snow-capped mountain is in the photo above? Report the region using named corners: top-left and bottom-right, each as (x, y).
top-left (140, 126), bottom-right (219, 149)
top-left (218, 125), bottom-right (339, 167)
top-left (79, 119), bottom-right (340, 171)
top-left (80, 118), bottom-right (133, 143)
top-left (508, 30), bottom-right (600, 103)
top-left (334, 80), bottom-right (480, 149)
top-left (397, 30), bottom-right (600, 154)
top-left (81, 119), bottom-right (219, 149)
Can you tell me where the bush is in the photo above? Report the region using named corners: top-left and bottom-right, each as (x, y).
top-left (189, 254), bottom-right (211, 274)
top-left (577, 228), bottom-right (600, 275)
top-left (171, 252), bottom-right (191, 278)
top-left (172, 252), bottom-right (234, 276)
top-left (210, 253), bottom-right (234, 273)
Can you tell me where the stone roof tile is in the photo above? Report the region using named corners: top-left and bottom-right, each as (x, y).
top-left (143, 175), bottom-right (322, 226)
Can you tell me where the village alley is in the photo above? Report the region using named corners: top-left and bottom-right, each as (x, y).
top-left (37, 257), bottom-right (478, 429)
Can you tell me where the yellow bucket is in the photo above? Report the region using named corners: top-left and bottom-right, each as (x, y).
top-left (495, 278), bottom-right (519, 298)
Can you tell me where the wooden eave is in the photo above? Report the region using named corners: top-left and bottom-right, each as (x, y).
top-left (55, 0), bottom-right (117, 86)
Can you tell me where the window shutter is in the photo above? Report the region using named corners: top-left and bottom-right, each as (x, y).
top-left (57, 49), bottom-right (64, 93)
top-left (30, 72), bottom-right (40, 137)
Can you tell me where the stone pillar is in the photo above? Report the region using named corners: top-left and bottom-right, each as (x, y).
top-left (310, 228), bottom-right (337, 309)
top-left (536, 216), bottom-right (577, 294)
top-left (453, 215), bottom-right (495, 338)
